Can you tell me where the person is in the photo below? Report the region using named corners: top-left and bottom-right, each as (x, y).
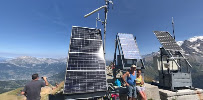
top-left (21, 73), bottom-right (49, 100)
top-left (122, 65), bottom-right (137, 100)
top-left (136, 69), bottom-right (147, 100)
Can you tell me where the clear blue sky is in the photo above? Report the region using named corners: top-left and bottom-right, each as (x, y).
top-left (0, 0), bottom-right (203, 60)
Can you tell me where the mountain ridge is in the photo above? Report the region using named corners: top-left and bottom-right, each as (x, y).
top-left (0, 56), bottom-right (67, 80)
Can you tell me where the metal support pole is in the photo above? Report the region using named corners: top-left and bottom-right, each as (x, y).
top-left (113, 37), bottom-right (117, 66)
top-left (140, 59), bottom-right (145, 69)
top-left (172, 17), bottom-right (175, 39)
top-left (103, 0), bottom-right (108, 56)
top-left (167, 50), bottom-right (181, 69)
top-left (179, 51), bottom-right (192, 68)
top-left (160, 48), bottom-right (164, 74)
top-left (113, 38), bottom-right (117, 79)
top-left (84, 0), bottom-right (113, 57)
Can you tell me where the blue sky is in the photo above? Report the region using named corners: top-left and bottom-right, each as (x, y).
top-left (0, 0), bottom-right (203, 60)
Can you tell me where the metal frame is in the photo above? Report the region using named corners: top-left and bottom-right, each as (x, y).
top-left (113, 33), bottom-right (145, 71)
top-left (84, 0), bottom-right (113, 57)
top-left (63, 26), bottom-right (107, 98)
top-left (154, 31), bottom-right (193, 91)
top-left (64, 91), bottom-right (107, 99)
top-left (108, 33), bottom-right (145, 98)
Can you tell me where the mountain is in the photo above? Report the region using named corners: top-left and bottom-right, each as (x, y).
top-left (0, 80), bottom-right (28, 94)
top-left (143, 36), bottom-right (203, 64)
top-left (0, 57), bottom-right (11, 62)
top-left (177, 36), bottom-right (203, 64)
top-left (143, 35), bottom-right (203, 89)
top-left (48, 70), bottom-right (66, 85)
top-left (0, 56), bottom-right (67, 94)
top-left (7, 56), bottom-right (66, 67)
top-left (0, 56), bottom-right (67, 80)
top-left (180, 36), bottom-right (203, 56)
top-left (177, 41), bottom-right (184, 46)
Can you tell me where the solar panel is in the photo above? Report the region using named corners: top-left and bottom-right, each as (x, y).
top-left (154, 31), bottom-right (182, 51)
top-left (117, 33), bottom-right (142, 59)
top-left (64, 26), bottom-right (107, 94)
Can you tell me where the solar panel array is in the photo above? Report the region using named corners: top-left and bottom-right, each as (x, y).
top-left (154, 31), bottom-right (182, 51)
top-left (117, 33), bottom-right (142, 59)
top-left (64, 26), bottom-right (107, 94)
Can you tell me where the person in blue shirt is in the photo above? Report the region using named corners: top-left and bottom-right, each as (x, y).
top-left (122, 65), bottom-right (137, 100)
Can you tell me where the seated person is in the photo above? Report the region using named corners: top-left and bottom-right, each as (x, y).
top-left (136, 69), bottom-right (147, 100)
top-left (122, 65), bottom-right (137, 100)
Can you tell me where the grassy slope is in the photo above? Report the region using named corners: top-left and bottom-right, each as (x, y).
top-left (0, 81), bottom-right (64, 100)
top-left (0, 87), bottom-right (25, 100)
top-left (0, 80), bottom-right (29, 94)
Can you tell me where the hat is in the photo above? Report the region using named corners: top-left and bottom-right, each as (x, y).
top-left (131, 64), bottom-right (136, 68)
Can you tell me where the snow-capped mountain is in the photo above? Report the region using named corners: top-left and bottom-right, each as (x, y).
top-left (179, 36), bottom-right (203, 56)
top-left (177, 41), bottom-right (184, 46)
top-left (187, 36), bottom-right (203, 42)
top-left (143, 36), bottom-right (203, 65)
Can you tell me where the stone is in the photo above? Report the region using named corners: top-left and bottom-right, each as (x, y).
top-left (159, 88), bottom-right (203, 100)
top-left (143, 83), bottom-right (161, 100)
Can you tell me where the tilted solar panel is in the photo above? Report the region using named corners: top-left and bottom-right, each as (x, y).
top-left (64, 26), bottom-right (107, 94)
top-left (117, 33), bottom-right (142, 59)
top-left (154, 31), bottom-right (182, 51)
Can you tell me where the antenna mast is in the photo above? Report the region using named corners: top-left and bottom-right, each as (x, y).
top-left (172, 17), bottom-right (175, 39)
top-left (84, 0), bottom-right (113, 57)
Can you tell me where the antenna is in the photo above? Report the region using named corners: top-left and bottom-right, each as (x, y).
top-left (84, 0), bottom-right (113, 57)
top-left (96, 13), bottom-right (103, 28)
top-left (172, 17), bottom-right (175, 39)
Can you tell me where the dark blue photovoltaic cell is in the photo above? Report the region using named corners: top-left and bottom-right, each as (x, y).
top-left (64, 71), bottom-right (106, 93)
top-left (118, 33), bottom-right (142, 59)
top-left (64, 26), bottom-right (107, 94)
top-left (154, 31), bottom-right (182, 51)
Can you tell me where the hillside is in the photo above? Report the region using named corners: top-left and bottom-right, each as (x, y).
top-left (0, 87), bottom-right (25, 100)
top-left (0, 71), bottom-right (66, 94)
top-left (0, 80), bottom-right (28, 94)
top-left (0, 56), bottom-right (66, 80)
top-left (0, 81), bottom-right (64, 100)
top-left (0, 56), bottom-right (66, 94)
